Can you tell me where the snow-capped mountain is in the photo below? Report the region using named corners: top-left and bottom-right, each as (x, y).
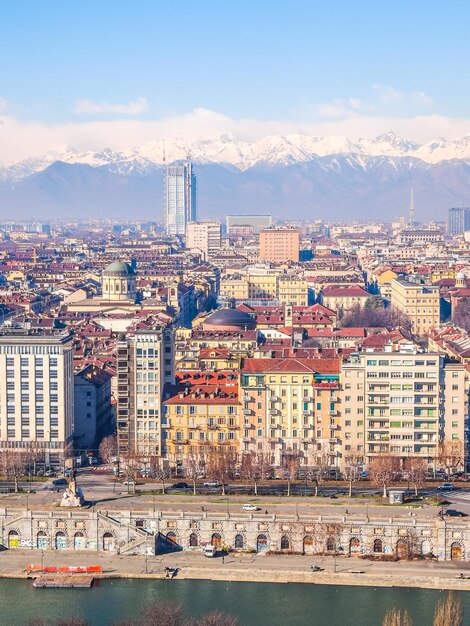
top-left (1, 131), bottom-right (470, 222)
top-left (3, 130), bottom-right (470, 182)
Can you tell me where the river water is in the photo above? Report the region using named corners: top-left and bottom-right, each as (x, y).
top-left (1, 579), bottom-right (469, 625)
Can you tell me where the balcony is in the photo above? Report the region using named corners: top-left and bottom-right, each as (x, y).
top-left (187, 422), bottom-right (199, 429)
top-left (329, 410), bottom-right (337, 416)
top-left (243, 409), bottom-right (252, 416)
top-left (161, 421), bottom-right (171, 429)
top-left (269, 409), bottom-right (279, 416)
top-left (243, 436), bottom-right (251, 442)
top-left (329, 437), bottom-right (338, 444)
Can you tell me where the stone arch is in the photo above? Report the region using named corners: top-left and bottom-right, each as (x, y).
top-left (103, 531), bottom-right (116, 551)
top-left (74, 532), bottom-right (85, 550)
top-left (280, 535), bottom-right (290, 551)
top-left (303, 535), bottom-right (314, 554)
top-left (8, 530), bottom-right (19, 549)
top-left (349, 537), bottom-right (361, 555)
top-left (189, 532), bottom-right (199, 548)
top-left (451, 542), bottom-right (463, 561)
top-left (257, 534), bottom-right (268, 553)
top-left (326, 536), bottom-right (336, 552)
top-left (396, 539), bottom-right (409, 560)
top-left (211, 533), bottom-right (222, 548)
top-left (421, 539), bottom-right (432, 556)
top-left (55, 531), bottom-right (68, 550)
top-left (37, 531), bottom-right (48, 550)
top-left (373, 538), bottom-right (383, 553)
top-left (167, 531), bottom-right (178, 545)
top-left (234, 534), bottom-right (244, 550)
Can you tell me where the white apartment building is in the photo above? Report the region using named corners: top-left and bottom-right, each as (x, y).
top-left (116, 329), bottom-right (174, 458)
top-left (340, 347), bottom-right (467, 470)
top-left (186, 222), bottom-right (221, 260)
top-left (0, 332), bottom-right (74, 467)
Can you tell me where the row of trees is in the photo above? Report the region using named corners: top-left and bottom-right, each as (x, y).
top-left (99, 434), bottom-right (465, 497)
top-left (339, 296), bottom-right (413, 332)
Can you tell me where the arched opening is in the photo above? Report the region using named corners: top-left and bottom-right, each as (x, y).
top-left (8, 530), bottom-right (19, 549)
top-left (102, 532), bottom-right (115, 551)
top-left (421, 540), bottom-right (432, 556)
top-left (234, 534), bottom-right (244, 550)
top-left (211, 533), bottom-right (222, 548)
top-left (257, 534), bottom-right (268, 553)
top-left (303, 535), bottom-right (314, 554)
top-left (396, 539), bottom-right (409, 560)
top-left (37, 531), bottom-right (48, 550)
top-left (326, 536), bottom-right (335, 552)
top-left (451, 542), bottom-right (463, 561)
top-left (55, 532), bottom-right (67, 550)
top-left (189, 533), bottom-right (199, 548)
top-left (349, 537), bottom-right (360, 555)
top-left (74, 532), bottom-right (85, 550)
top-left (373, 538), bottom-right (383, 553)
top-left (167, 532), bottom-right (178, 545)
top-left (280, 535), bottom-right (290, 551)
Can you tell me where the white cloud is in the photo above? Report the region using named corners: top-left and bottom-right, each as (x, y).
top-left (316, 98), bottom-right (349, 118)
top-left (0, 108), bottom-right (470, 165)
top-left (73, 97), bottom-right (148, 115)
top-left (374, 84), bottom-right (403, 103)
top-left (0, 98), bottom-right (8, 113)
top-left (412, 91), bottom-right (434, 107)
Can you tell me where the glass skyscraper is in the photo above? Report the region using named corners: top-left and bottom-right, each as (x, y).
top-left (164, 162), bottom-right (197, 235)
top-left (448, 207), bottom-right (470, 235)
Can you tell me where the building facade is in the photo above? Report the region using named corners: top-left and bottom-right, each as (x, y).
top-left (448, 207), bottom-right (470, 235)
top-left (116, 329), bottom-right (174, 458)
top-left (0, 332), bottom-right (74, 468)
top-left (259, 227), bottom-right (300, 263)
top-left (390, 278), bottom-right (440, 335)
top-left (165, 162), bottom-right (197, 236)
top-left (186, 222), bottom-right (221, 260)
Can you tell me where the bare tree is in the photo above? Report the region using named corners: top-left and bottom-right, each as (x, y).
top-left (433, 591), bottom-right (463, 626)
top-left (149, 455), bottom-right (170, 494)
top-left (183, 447), bottom-right (206, 495)
top-left (382, 608), bottom-right (413, 626)
top-left (240, 449), bottom-right (271, 496)
top-left (369, 454), bottom-right (400, 498)
top-left (453, 297), bottom-right (470, 332)
top-left (0, 450), bottom-right (26, 492)
top-left (343, 447), bottom-right (364, 497)
top-left (438, 440), bottom-right (464, 478)
top-left (99, 434), bottom-right (117, 465)
top-left (281, 449), bottom-right (302, 496)
top-left (310, 445), bottom-right (330, 497)
top-left (192, 612), bottom-right (238, 626)
top-left (206, 447), bottom-right (238, 495)
top-left (341, 301), bottom-right (412, 332)
top-left (406, 457), bottom-right (428, 496)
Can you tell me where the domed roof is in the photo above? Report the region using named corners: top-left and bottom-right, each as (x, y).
top-left (457, 271), bottom-right (466, 279)
top-left (204, 308), bottom-right (256, 330)
top-left (103, 261), bottom-right (134, 276)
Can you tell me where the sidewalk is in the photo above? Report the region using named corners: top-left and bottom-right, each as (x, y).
top-left (2, 549), bottom-right (470, 591)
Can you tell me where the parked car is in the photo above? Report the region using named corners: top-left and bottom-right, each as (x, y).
top-left (444, 509), bottom-right (468, 517)
top-left (438, 483), bottom-right (455, 491)
top-left (169, 482), bottom-right (189, 489)
top-left (242, 504), bottom-right (259, 511)
top-left (203, 481), bottom-right (221, 488)
top-left (52, 478), bottom-right (67, 486)
top-left (203, 545), bottom-right (217, 558)
top-left (44, 469), bottom-right (55, 477)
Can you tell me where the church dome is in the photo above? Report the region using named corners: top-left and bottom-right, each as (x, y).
top-left (456, 271), bottom-right (466, 279)
top-left (103, 261), bottom-right (134, 276)
top-left (202, 308), bottom-right (256, 331)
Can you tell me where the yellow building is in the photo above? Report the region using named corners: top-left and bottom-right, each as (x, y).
top-left (163, 371), bottom-right (241, 467)
top-left (390, 278), bottom-right (440, 335)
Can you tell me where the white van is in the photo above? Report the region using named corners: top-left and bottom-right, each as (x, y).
top-left (203, 545), bottom-right (217, 558)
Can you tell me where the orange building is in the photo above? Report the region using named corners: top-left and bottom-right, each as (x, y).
top-left (259, 227), bottom-right (300, 263)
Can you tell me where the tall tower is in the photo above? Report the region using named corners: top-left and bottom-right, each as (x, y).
top-left (409, 188), bottom-right (415, 227)
top-left (164, 161), bottom-right (197, 236)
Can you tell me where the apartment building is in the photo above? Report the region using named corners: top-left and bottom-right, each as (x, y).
top-left (116, 329), bottom-right (174, 458)
top-left (162, 370), bottom-right (240, 468)
top-left (0, 331), bottom-right (74, 468)
top-left (390, 278), bottom-right (440, 335)
top-left (240, 358), bottom-right (341, 466)
top-left (220, 269), bottom-right (308, 306)
top-left (186, 222), bottom-right (221, 260)
top-left (259, 227), bottom-right (300, 263)
top-left (340, 348), bottom-right (467, 469)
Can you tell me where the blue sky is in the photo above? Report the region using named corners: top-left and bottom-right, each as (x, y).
top-left (1, 0), bottom-right (470, 160)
